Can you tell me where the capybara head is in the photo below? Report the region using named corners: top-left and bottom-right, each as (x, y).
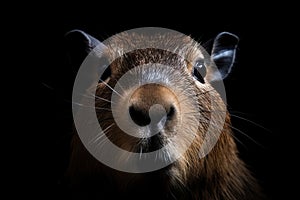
top-left (65, 28), bottom-right (264, 200)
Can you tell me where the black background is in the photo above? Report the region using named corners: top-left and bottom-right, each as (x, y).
top-left (29, 2), bottom-right (295, 199)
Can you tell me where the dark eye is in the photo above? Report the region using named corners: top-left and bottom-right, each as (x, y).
top-left (98, 57), bottom-right (111, 82)
top-left (193, 59), bottom-right (206, 84)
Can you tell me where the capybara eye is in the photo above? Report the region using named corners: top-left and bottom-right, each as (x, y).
top-left (193, 59), bottom-right (206, 83)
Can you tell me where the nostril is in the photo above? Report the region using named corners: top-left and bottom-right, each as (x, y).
top-left (129, 105), bottom-right (151, 126)
top-left (167, 105), bottom-right (176, 120)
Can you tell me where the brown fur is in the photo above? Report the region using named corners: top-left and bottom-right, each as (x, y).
top-left (66, 33), bottom-right (264, 200)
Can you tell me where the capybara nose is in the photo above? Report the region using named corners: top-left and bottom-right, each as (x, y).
top-left (128, 84), bottom-right (178, 128)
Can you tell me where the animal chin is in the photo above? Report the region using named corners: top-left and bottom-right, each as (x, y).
top-left (138, 132), bottom-right (165, 152)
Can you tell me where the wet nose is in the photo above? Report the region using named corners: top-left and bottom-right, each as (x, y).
top-left (129, 104), bottom-right (176, 127)
top-left (128, 83), bottom-right (179, 129)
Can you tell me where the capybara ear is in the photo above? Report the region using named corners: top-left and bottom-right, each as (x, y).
top-left (64, 30), bottom-right (104, 69)
top-left (206, 32), bottom-right (239, 82)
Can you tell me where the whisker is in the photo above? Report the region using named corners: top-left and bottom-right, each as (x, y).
top-left (230, 114), bottom-right (271, 133)
top-left (41, 82), bottom-right (54, 90)
top-left (96, 136), bottom-right (109, 148)
top-left (90, 123), bottom-right (115, 144)
top-left (95, 129), bottom-right (114, 148)
top-left (99, 79), bottom-right (124, 99)
top-left (165, 148), bottom-right (171, 163)
top-left (95, 107), bottom-right (111, 111)
top-left (196, 88), bottom-right (218, 95)
top-left (97, 117), bottom-right (115, 123)
top-left (71, 101), bottom-right (95, 109)
top-left (139, 146), bottom-right (143, 160)
top-left (201, 109), bottom-right (227, 113)
top-left (116, 80), bottom-right (126, 95)
top-left (228, 124), bottom-right (265, 148)
top-left (81, 92), bottom-right (115, 104)
top-left (95, 95), bottom-right (115, 104)
top-left (176, 114), bottom-right (253, 150)
top-left (182, 110), bottom-right (227, 115)
top-left (72, 101), bottom-right (111, 111)
top-left (169, 190), bottom-right (178, 200)
top-left (227, 130), bottom-right (248, 150)
top-left (229, 110), bottom-right (252, 116)
top-left (185, 114), bottom-right (262, 151)
top-left (86, 118), bottom-right (114, 125)
top-left (163, 150), bottom-right (168, 163)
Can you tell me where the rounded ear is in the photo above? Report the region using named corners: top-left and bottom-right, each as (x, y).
top-left (65, 30), bottom-right (105, 68)
top-left (205, 32), bottom-right (239, 82)
top-left (65, 30), bottom-right (110, 94)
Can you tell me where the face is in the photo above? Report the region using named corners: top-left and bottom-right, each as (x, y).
top-left (94, 46), bottom-right (215, 166)
top-left (67, 29), bottom-right (238, 173)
